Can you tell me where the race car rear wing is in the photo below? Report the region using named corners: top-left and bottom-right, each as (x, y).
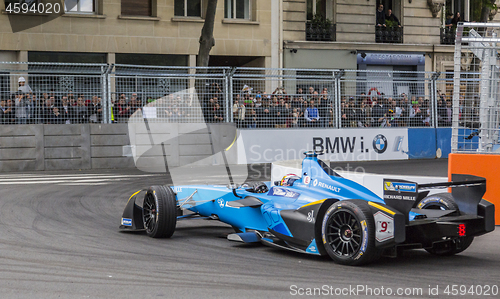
top-left (382, 174), bottom-right (488, 224)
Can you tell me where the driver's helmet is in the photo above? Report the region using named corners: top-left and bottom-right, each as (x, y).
top-left (280, 174), bottom-right (301, 187)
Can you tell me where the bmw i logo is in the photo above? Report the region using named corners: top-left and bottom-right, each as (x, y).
top-left (372, 134), bottom-right (387, 154)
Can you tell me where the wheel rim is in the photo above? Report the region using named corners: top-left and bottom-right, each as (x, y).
top-left (326, 210), bottom-right (362, 257)
top-left (143, 193), bottom-right (157, 233)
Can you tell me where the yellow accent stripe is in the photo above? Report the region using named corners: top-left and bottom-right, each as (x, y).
top-left (127, 190), bottom-right (142, 204)
top-left (301, 199), bottom-right (326, 208)
top-left (225, 134), bottom-right (237, 151)
top-left (368, 201), bottom-right (396, 215)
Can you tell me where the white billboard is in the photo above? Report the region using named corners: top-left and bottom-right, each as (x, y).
top-left (238, 128), bottom-right (408, 164)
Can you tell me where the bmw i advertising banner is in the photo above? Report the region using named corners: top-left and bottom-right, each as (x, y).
top-left (238, 128), bottom-right (408, 163)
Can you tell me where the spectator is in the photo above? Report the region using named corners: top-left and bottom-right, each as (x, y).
top-left (212, 103), bottom-right (224, 122)
top-left (236, 100), bottom-right (246, 128)
top-left (257, 100), bottom-right (272, 128)
top-left (451, 12), bottom-right (461, 27)
top-left (14, 92), bottom-right (28, 124)
top-left (89, 96), bottom-right (102, 123)
top-left (50, 106), bottom-right (64, 124)
top-left (305, 100), bottom-right (320, 127)
top-left (247, 109), bottom-right (257, 128)
top-left (31, 93), bottom-right (42, 124)
top-left (74, 97), bottom-right (90, 123)
top-left (437, 95), bottom-right (447, 126)
top-left (422, 99), bottom-right (431, 126)
top-left (372, 97), bottom-right (388, 127)
top-left (60, 97), bottom-right (73, 124)
top-left (398, 94), bottom-right (410, 126)
top-left (346, 97), bottom-right (358, 127)
top-left (17, 77), bottom-right (32, 94)
top-left (25, 93), bottom-right (35, 124)
top-left (291, 108), bottom-right (299, 127)
top-left (0, 98), bottom-right (9, 124)
top-left (233, 99), bottom-right (240, 120)
top-left (4, 99), bottom-right (15, 124)
top-left (445, 12), bottom-right (454, 28)
top-left (318, 91), bottom-right (330, 127)
top-left (307, 86), bottom-right (315, 96)
top-left (42, 97), bottom-right (54, 123)
top-left (170, 106), bottom-right (184, 122)
top-left (328, 103), bottom-right (335, 127)
top-left (341, 101), bottom-right (349, 127)
top-left (409, 97), bottom-right (423, 127)
top-left (376, 4), bottom-right (386, 27)
top-left (442, 100), bottom-right (453, 127)
top-left (272, 98), bottom-right (287, 128)
top-left (254, 94), bottom-right (262, 108)
top-left (386, 9), bottom-right (401, 27)
top-left (116, 98), bottom-right (131, 122)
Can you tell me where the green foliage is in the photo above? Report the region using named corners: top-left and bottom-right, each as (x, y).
top-left (385, 19), bottom-right (397, 27)
top-left (310, 13), bottom-right (332, 29)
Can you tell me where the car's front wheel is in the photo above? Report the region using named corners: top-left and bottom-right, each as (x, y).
top-left (321, 199), bottom-right (380, 266)
top-left (142, 185), bottom-right (177, 238)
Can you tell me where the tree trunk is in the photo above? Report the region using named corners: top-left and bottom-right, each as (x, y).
top-left (480, 0), bottom-right (496, 22)
top-left (197, 0), bottom-right (218, 67)
top-left (196, 0), bottom-right (218, 123)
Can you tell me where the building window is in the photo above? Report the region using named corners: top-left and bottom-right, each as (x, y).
top-left (65, 0), bottom-right (95, 13)
top-left (224, 0), bottom-right (250, 19)
top-left (174, 0), bottom-right (202, 17)
top-left (307, 0), bottom-right (326, 21)
top-left (307, 0), bottom-right (334, 21)
top-left (121, 0), bottom-right (152, 16)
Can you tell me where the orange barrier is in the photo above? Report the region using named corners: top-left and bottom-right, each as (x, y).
top-left (448, 153), bottom-right (500, 225)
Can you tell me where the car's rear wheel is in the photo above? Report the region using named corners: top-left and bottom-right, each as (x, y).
top-left (142, 185), bottom-right (177, 238)
top-left (321, 200), bottom-right (380, 266)
top-left (417, 193), bottom-right (474, 256)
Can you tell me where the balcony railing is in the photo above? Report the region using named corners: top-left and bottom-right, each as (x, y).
top-left (440, 27), bottom-right (456, 45)
top-left (375, 26), bottom-right (403, 43)
top-left (306, 22), bottom-right (336, 42)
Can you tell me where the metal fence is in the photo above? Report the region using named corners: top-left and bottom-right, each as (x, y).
top-left (110, 65), bottom-right (230, 124)
top-left (0, 62), bottom-right (454, 129)
top-left (452, 23), bottom-right (500, 154)
top-left (0, 62), bottom-right (110, 124)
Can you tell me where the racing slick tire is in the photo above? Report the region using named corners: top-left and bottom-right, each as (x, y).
top-left (417, 193), bottom-right (474, 256)
top-left (142, 185), bottom-right (177, 238)
top-left (321, 199), bottom-right (381, 266)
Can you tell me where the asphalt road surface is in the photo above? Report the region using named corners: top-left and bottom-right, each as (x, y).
top-left (0, 159), bottom-right (498, 298)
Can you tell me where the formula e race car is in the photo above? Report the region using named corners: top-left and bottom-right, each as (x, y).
top-left (120, 151), bottom-right (495, 266)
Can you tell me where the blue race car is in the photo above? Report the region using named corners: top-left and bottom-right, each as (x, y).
top-left (120, 151), bottom-right (495, 266)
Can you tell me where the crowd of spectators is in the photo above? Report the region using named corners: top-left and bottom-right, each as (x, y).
top-left (1, 77), bottom-right (104, 124)
top-left (1, 77), bottom-right (457, 128)
top-left (230, 85), bottom-right (454, 129)
top-left (231, 86), bottom-right (336, 128)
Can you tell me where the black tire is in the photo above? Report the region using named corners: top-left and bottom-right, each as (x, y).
top-left (416, 192), bottom-right (459, 211)
top-left (417, 193), bottom-right (474, 255)
top-left (321, 199), bottom-right (380, 266)
top-left (142, 185), bottom-right (177, 238)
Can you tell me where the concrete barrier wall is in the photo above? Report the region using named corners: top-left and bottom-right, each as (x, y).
top-left (0, 125), bottom-right (451, 172)
top-left (0, 124), bottom-right (232, 172)
top-left (0, 124), bottom-right (134, 172)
